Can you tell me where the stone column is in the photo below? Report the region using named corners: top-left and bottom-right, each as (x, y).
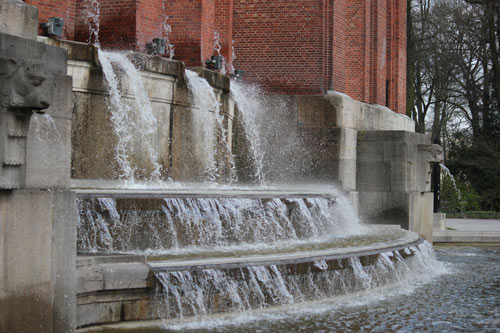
top-left (0, 1), bottom-right (77, 332)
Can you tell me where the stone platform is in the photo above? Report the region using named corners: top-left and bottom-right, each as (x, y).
top-left (433, 218), bottom-right (500, 243)
top-left (76, 229), bottom-right (422, 329)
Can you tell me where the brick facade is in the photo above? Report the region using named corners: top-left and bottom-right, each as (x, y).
top-left (25, 0), bottom-right (77, 40)
top-left (25, 0), bottom-right (406, 114)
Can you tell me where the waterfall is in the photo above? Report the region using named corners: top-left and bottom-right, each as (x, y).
top-left (152, 242), bottom-right (444, 320)
top-left (98, 49), bottom-right (162, 181)
top-left (185, 69), bottom-right (235, 183)
top-left (439, 163), bottom-right (465, 211)
top-left (230, 80), bottom-right (266, 184)
top-left (31, 113), bottom-right (61, 145)
top-left (161, 0), bottom-right (174, 59)
top-left (76, 194), bottom-right (366, 254)
top-left (84, 0), bottom-right (100, 46)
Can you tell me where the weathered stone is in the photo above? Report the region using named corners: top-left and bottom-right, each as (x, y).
top-left (190, 66), bottom-right (230, 93)
top-left (25, 74), bottom-right (73, 189)
top-left (356, 130), bottom-right (439, 240)
top-left (0, 190), bottom-right (77, 333)
top-left (0, 32), bottom-right (68, 189)
top-left (0, 0), bottom-right (38, 40)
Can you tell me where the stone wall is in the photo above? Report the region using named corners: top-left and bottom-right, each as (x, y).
top-left (44, 39), bottom-right (234, 183)
top-left (1, 2), bottom-right (77, 332)
top-left (24, 0), bottom-right (407, 114)
top-left (246, 91), bottom-right (436, 241)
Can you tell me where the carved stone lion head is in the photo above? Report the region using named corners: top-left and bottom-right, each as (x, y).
top-left (0, 57), bottom-right (53, 112)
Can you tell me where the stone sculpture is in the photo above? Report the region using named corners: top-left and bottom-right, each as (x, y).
top-left (0, 56), bottom-right (53, 189)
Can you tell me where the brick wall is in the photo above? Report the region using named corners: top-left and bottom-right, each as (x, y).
top-left (215, 0), bottom-right (233, 70)
top-left (74, 0), bottom-right (137, 49)
top-left (162, 0), bottom-right (217, 67)
top-left (345, 0), bottom-right (368, 102)
top-left (233, 0), bottom-right (326, 94)
top-left (387, 0), bottom-right (406, 115)
top-left (136, 0), bottom-right (165, 53)
top-left (26, 0), bottom-right (406, 113)
top-left (331, 0), bottom-right (347, 93)
top-left (369, 0), bottom-right (387, 107)
top-left (25, 0), bottom-right (77, 40)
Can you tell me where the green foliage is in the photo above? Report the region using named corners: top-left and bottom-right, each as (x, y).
top-left (446, 211), bottom-right (500, 219)
top-left (446, 134), bottom-right (500, 212)
top-left (441, 174), bottom-right (482, 213)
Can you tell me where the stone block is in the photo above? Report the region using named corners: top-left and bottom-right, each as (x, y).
top-left (101, 263), bottom-right (151, 290)
top-left (25, 74), bottom-right (73, 189)
top-left (408, 192), bottom-right (433, 242)
top-left (1, 32), bottom-right (68, 189)
top-left (190, 67), bottom-right (230, 93)
top-left (0, 190), bottom-right (77, 333)
top-left (357, 191), bottom-right (409, 226)
top-left (357, 162), bottom-right (391, 191)
top-left (0, 0), bottom-right (38, 40)
top-left (297, 95), bottom-right (336, 128)
top-left (433, 213), bottom-right (446, 230)
top-left (39, 38), bottom-right (99, 63)
top-left (77, 267), bottom-right (104, 295)
top-left (339, 128), bottom-right (357, 160)
top-left (338, 157), bottom-right (356, 191)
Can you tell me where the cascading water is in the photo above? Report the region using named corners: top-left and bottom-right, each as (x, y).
top-left (230, 80), bottom-right (266, 184)
top-left (230, 81), bottom-right (313, 184)
top-left (31, 113), bottom-right (61, 144)
top-left (29, 113), bottom-right (63, 165)
top-left (76, 190), bottom-right (367, 254)
top-left (229, 39), bottom-right (236, 74)
top-left (439, 163), bottom-right (465, 210)
top-left (161, 0), bottom-right (174, 59)
top-left (98, 49), bottom-right (163, 181)
top-left (84, 0), bottom-right (100, 45)
top-left (151, 241), bottom-right (444, 321)
top-left (74, 42), bottom-right (449, 330)
top-left (185, 69), bottom-right (235, 183)
top-left (213, 31), bottom-right (226, 75)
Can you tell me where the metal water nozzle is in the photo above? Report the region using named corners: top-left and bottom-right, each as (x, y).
top-left (40, 17), bottom-right (64, 37)
top-left (146, 38), bottom-right (166, 55)
top-left (206, 55), bottom-right (224, 70)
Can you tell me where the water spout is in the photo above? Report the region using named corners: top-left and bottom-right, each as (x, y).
top-left (98, 50), bottom-right (162, 181)
top-left (84, 0), bottom-right (100, 46)
top-left (185, 69), bottom-right (235, 183)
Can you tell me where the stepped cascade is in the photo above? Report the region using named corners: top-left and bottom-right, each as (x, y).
top-left (0, 1), bottom-right (446, 332)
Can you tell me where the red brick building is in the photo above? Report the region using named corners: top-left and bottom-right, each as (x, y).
top-left (26, 0), bottom-right (406, 114)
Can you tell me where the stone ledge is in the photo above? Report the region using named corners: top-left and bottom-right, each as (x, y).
top-left (38, 38), bottom-right (185, 78)
top-left (433, 231), bottom-right (500, 243)
top-left (189, 67), bottom-right (230, 93)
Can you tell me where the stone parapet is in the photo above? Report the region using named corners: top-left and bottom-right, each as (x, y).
top-left (0, 0), bottom-right (38, 40)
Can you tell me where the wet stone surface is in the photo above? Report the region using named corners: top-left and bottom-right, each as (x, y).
top-left (84, 245), bottom-right (500, 332)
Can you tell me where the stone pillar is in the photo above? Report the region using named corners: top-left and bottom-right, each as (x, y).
top-left (356, 130), bottom-right (443, 241)
top-left (0, 1), bottom-right (77, 332)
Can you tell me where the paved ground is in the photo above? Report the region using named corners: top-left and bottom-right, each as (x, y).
top-left (433, 218), bottom-right (500, 243)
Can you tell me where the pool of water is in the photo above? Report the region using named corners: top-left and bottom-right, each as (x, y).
top-left (86, 245), bottom-right (500, 332)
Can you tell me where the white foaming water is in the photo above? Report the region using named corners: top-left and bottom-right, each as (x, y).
top-left (161, 0), bottom-right (174, 59)
top-left (185, 69), bottom-right (235, 183)
top-left (31, 113), bottom-right (61, 145)
top-left (151, 241), bottom-right (447, 326)
top-left (85, 0), bottom-right (100, 45)
top-left (98, 49), bottom-right (162, 180)
top-left (213, 31), bottom-right (227, 75)
top-left (76, 191), bottom-right (366, 254)
top-left (230, 80), bottom-right (266, 184)
top-left (29, 113), bottom-right (64, 165)
top-left (229, 39), bottom-right (236, 73)
top-left (439, 163), bottom-right (464, 209)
